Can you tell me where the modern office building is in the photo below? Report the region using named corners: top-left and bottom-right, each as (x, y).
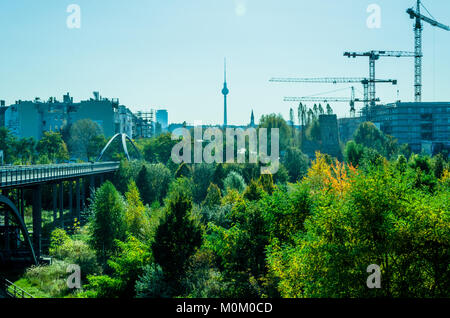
top-left (156, 109), bottom-right (168, 131)
top-left (338, 102), bottom-right (450, 154)
top-left (372, 102), bottom-right (449, 153)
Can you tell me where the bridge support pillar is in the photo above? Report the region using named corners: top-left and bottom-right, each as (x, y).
top-left (2, 190), bottom-right (10, 252)
top-left (53, 183), bottom-right (57, 226)
top-left (69, 181), bottom-right (73, 221)
top-left (76, 179), bottom-right (81, 222)
top-left (59, 182), bottom-right (64, 228)
top-left (32, 185), bottom-right (42, 260)
top-left (89, 175), bottom-right (95, 198)
top-left (15, 189), bottom-right (20, 218)
top-left (20, 188), bottom-right (24, 220)
top-left (4, 209), bottom-right (9, 252)
top-left (81, 179), bottom-right (85, 212)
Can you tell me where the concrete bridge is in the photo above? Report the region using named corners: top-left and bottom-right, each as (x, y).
top-left (0, 162), bottom-right (120, 266)
top-left (0, 132), bottom-right (141, 267)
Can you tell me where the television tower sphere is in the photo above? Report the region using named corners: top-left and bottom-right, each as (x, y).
top-left (222, 83), bottom-right (229, 96)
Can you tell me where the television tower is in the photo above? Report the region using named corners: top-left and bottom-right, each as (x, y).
top-left (222, 58), bottom-right (229, 127)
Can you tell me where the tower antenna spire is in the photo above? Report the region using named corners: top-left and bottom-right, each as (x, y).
top-left (224, 58), bottom-right (227, 83)
top-left (222, 58), bottom-right (229, 127)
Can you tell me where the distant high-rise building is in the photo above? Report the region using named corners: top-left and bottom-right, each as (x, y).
top-left (222, 58), bottom-right (229, 127)
top-left (156, 109), bottom-right (168, 130)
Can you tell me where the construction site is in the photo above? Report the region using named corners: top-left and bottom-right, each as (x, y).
top-left (271, 0), bottom-right (449, 156)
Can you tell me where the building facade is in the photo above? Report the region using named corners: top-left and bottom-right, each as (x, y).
top-left (372, 102), bottom-right (449, 153)
top-left (2, 93), bottom-right (150, 140)
top-left (338, 102), bottom-right (450, 154)
top-left (156, 109), bottom-right (168, 131)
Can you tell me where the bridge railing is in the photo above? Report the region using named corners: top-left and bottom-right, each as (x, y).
top-left (2, 277), bottom-right (34, 298)
top-left (0, 162), bottom-right (119, 188)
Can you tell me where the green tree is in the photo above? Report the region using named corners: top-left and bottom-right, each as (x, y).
top-left (152, 191), bottom-right (203, 295)
top-left (87, 134), bottom-right (107, 161)
top-left (205, 200), bottom-right (270, 297)
top-left (213, 163), bottom-right (226, 189)
top-left (89, 181), bottom-right (127, 263)
top-left (267, 161), bottom-right (449, 298)
top-left (0, 127), bottom-right (18, 164)
top-left (202, 183), bottom-right (222, 207)
top-left (83, 236), bottom-right (151, 298)
top-left (36, 131), bottom-right (69, 163)
top-left (175, 162), bottom-right (192, 179)
top-left (143, 133), bottom-right (178, 164)
top-left (135, 264), bottom-right (170, 298)
top-left (243, 180), bottom-right (264, 201)
top-left (258, 113), bottom-right (292, 151)
top-left (282, 147), bottom-right (309, 182)
top-left (69, 119), bottom-right (103, 160)
top-left (258, 173), bottom-right (275, 195)
top-left (224, 171), bottom-right (246, 193)
top-left (49, 228), bottom-right (99, 278)
top-left (432, 153), bottom-right (446, 179)
top-left (13, 137), bottom-right (36, 164)
top-left (306, 119), bottom-right (321, 142)
top-left (344, 140), bottom-right (364, 166)
top-left (273, 163), bottom-right (289, 185)
top-left (136, 165), bottom-right (152, 205)
top-left (113, 160), bottom-right (133, 194)
top-left (353, 122), bottom-right (398, 158)
top-left (167, 177), bottom-right (194, 202)
top-left (136, 163), bottom-right (173, 205)
top-left (192, 164), bottom-right (215, 203)
top-left (125, 181), bottom-right (150, 241)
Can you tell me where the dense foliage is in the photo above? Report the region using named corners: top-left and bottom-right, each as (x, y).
top-left (10, 120), bottom-right (449, 298)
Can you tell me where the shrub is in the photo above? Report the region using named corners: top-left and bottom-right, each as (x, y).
top-left (202, 183), bottom-right (222, 207)
top-left (23, 260), bottom-right (71, 298)
top-left (183, 250), bottom-right (225, 298)
top-left (135, 264), bottom-right (170, 298)
top-left (49, 229), bottom-right (100, 277)
top-left (224, 171), bottom-right (246, 193)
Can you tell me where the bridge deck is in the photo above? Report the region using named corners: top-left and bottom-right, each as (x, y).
top-left (0, 162), bottom-right (119, 189)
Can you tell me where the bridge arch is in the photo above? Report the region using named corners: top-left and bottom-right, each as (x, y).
top-left (0, 194), bottom-right (37, 265)
top-left (96, 133), bottom-right (142, 162)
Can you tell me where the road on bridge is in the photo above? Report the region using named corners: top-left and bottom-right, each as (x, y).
top-left (0, 162), bottom-right (119, 189)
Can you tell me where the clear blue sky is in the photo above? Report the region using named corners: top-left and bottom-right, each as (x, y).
top-left (1, 0), bottom-right (449, 125)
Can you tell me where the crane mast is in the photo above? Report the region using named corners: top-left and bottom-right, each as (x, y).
top-left (407, 0), bottom-right (450, 102)
top-left (344, 50), bottom-right (414, 120)
top-left (414, 0), bottom-right (423, 102)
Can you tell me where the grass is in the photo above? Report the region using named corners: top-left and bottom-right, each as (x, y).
top-left (12, 261), bottom-right (71, 298)
top-left (9, 278), bottom-right (49, 298)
